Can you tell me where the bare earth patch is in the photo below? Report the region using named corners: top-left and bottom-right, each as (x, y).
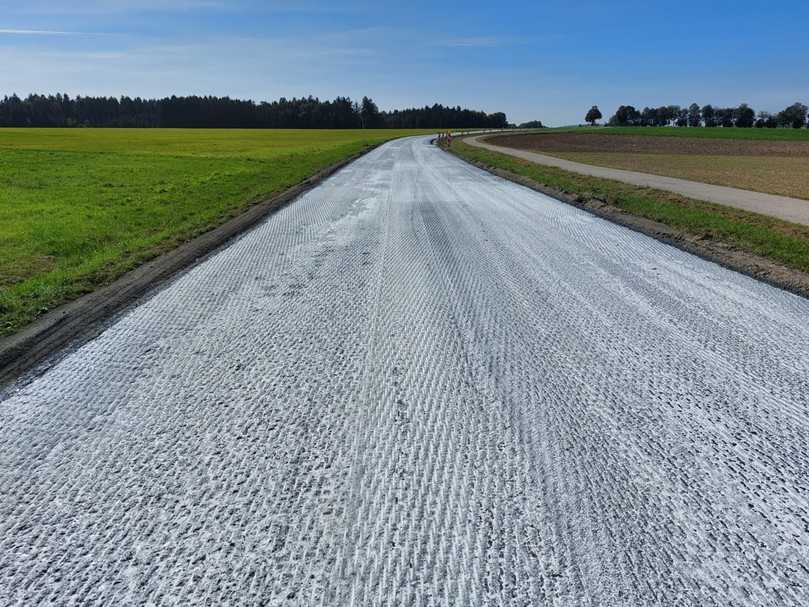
top-left (548, 153), bottom-right (809, 201)
top-left (494, 133), bottom-right (809, 157)
top-left (491, 133), bottom-right (809, 200)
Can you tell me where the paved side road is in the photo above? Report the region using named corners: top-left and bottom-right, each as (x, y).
top-left (465, 134), bottom-right (809, 227)
top-left (2, 136), bottom-right (809, 606)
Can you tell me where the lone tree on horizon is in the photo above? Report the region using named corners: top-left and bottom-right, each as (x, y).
top-left (359, 96), bottom-right (380, 128)
top-left (585, 105), bottom-right (603, 126)
top-left (778, 102), bottom-right (808, 129)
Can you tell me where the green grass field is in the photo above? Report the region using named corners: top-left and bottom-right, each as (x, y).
top-left (551, 126), bottom-right (809, 141)
top-left (0, 128), bottom-right (430, 336)
top-left (452, 139), bottom-right (809, 274)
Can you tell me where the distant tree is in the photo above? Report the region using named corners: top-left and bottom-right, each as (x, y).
top-left (778, 102), bottom-right (808, 129)
top-left (675, 108), bottom-right (689, 127)
top-left (687, 103), bottom-right (701, 127)
top-left (753, 111), bottom-right (777, 128)
top-left (654, 105), bottom-right (673, 126)
top-left (585, 105), bottom-right (602, 126)
top-left (640, 107), bottom-right (657, 127)
top-left (359, 96), bottom-right (380, 128)
top-left (518, 120), bottom-right (544, 128)
top-left (666, 105), bottom-right (681, 126)
top-left (701, 104), bottom-right (716, 127)
top-left (714, 107), bottom-right (735, 127)
top-left (609, 105), bottom-right (641, 126)
top-left (734, 103), bottom-right (755, 128)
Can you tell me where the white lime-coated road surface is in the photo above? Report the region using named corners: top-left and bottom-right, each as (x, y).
top-left (2, 136), bottom-right (809, 606)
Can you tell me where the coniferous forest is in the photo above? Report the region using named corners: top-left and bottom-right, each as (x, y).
top-left (0, 93), bottom-right (509, 129)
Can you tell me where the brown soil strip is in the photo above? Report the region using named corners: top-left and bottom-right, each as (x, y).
top-left (449, 147), bottom-right (809, 301)
top-left (493, 133), bottom-right (809, 157)
top-left (544, 152), bottom-right (809, 201)
top-left (0, 144), bottom-right (381, 388)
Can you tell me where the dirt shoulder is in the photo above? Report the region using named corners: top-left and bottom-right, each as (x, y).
top-left (492, 132), bottom-right (809, 157)
top-left (449, 139), bottom-right (809, 301)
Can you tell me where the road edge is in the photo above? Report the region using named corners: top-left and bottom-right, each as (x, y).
top-left (446, 144), bottom-right (809, 301)
top-left (0, 142), bottom-right (383, 388)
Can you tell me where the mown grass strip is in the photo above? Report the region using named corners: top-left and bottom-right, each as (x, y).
top-left (452, 139), bottom-right (809, 274)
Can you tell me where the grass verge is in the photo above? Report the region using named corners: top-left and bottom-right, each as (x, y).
top-left (451, 139), bottom-right (809, 291)
top-left (0, 128), bottom-right (430, 336)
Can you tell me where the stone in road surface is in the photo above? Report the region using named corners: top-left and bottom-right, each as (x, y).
top-left (2, 137), bottom-right (808, 606)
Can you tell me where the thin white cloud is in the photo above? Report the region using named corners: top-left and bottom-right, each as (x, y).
top-left (0, 28), bottom-right (79, 35)
top-left (4, 0), bottom-right (339, 16)
top-left (437, 36), bottom-right (503, 48)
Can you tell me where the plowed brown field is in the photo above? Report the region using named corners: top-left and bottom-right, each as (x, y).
top-left (494, 133), bottom-right (809, 157)
top-left (491, 133), bottom-right (809, 200)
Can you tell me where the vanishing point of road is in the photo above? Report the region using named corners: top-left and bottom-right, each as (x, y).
top-left (2, 136), bottom-right (808, 606)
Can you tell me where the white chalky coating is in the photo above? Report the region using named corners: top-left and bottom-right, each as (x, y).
top-left (2, 136), bottom-right (809, 606)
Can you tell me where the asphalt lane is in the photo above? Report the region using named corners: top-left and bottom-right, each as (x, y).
top-left (2, 136), bottom-right (808, 606)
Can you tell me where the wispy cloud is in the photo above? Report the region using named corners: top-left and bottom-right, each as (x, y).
top-left (6, 0), bottom-right (329, 16)
top-left (437, 36), bottom-right (503, 48)
top-left (0, 28), bottom-right (80, 35)
top-left (9, 0), bottom-right (228, 16)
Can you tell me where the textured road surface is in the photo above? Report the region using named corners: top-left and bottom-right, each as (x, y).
top-left (2, 136), bottom-right (809, 606)
top-left (466, 134), bottom-right (809, 226)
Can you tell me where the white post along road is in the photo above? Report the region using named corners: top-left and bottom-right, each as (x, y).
top-left (2, 136), bottom-right (808, 606)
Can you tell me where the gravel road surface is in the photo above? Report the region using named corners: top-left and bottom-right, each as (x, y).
top-left (466, 134), bottom-right (809, 226)
top-left (2, 136), bottom-right (809, 606)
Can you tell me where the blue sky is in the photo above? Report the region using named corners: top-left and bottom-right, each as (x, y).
top-left (1, 0), bottom-right (807, 125)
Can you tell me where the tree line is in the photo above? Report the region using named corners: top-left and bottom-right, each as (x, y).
top-left (0, 93), bottom-right (509, 129)
top-left (584, 103), bottom-right (809, 129)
